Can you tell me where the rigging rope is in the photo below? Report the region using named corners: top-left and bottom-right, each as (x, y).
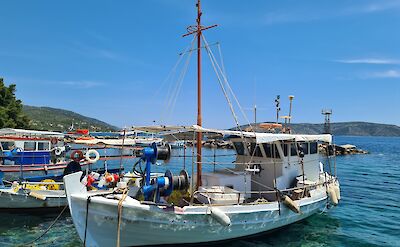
top-left (152, 35), bottom-right (196, 103)
top-left (202, 35), bottom-right (255, 133)
top-left (161, 36), bottom-right (197, 124)
top-left (202, 35), bottom-right (242, 133)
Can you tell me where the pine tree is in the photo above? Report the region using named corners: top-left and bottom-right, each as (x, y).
top-left (0, 78), bottom-right (30, 128)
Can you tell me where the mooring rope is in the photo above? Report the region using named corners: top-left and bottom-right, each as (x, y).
top-left (16, 205), bottom-right (68, 246)
top-left (83, 196), bottom-right (91, 246)
top-left (116, 188), bottom-right (129, 247)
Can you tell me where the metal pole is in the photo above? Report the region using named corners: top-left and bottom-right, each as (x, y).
top-left (288, 95), bottom-right (294, 124)
top-left (119, 129), bottom-right (126, 175)
top-left (254, 104), bottom-right (257, 125)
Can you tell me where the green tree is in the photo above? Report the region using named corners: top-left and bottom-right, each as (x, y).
top-left (0, 78), bottom-right (30, 128)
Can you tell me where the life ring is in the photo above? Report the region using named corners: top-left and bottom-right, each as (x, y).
top-left (50, 138), bottom-right (58, 145)
top-left (85, 149), bottom-right (100, 164)
top-left (70, 150), bottom-right (84, 162)
top-left (54, 147), bottom-right (63, 156)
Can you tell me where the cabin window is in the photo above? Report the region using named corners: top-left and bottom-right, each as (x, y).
top-left (301, 142), bottom-right (309, 155)
top-left (37, 142), bottom-right (49, 151)
top-left (262, 143), bottom-right (272, 157)
top-left (310, 142), bottom-right (318, 154)
top-left (24, 142), bottom-right (36, 151)
top-left (262, 143), bottom-right (281, 158)
top-left (0, 141), bottom-right (15, 151)
top-left (273, 144), bottom-right (281, 158)
top-left (249, 143), bottom-right (263, 157)
top-left (290, 143), bottom-right (298, 156)
top-left (233, 142), bottom-right (245, 155)
top-left (283, 144), bottom-right (288, 157)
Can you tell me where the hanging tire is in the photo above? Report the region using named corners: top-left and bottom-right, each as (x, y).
top-left (85, 149), bottom-right (100, 164)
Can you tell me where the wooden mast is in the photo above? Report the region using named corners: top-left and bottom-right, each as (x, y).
top-left (196, 0), bottom-right (203, 189)
top-left (183, 0), bottom-right (217, 190)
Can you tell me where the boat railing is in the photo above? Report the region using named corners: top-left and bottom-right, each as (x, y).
top-left (193, 159), bottom-right (321, 166)
top-left (190, 178), bottom-right (335, 206)
top-left (21, 181), bottom-right (64, 185)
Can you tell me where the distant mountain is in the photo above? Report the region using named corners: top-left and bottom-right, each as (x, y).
top-left (291, 122), bottom-right (400, 136)
top-left (233, 122), bottom-right (400, 137)
top-left (23, 105), bottom-right (118, 132)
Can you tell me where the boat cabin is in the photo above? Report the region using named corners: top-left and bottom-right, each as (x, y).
top-left (0, 128), bottom-right (64, 165)
top-left (202, 132), bottom-right (331, 201)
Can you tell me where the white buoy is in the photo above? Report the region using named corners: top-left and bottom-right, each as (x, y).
top-left (29, 191), bottom-right (46, 201)
top-left (327, 185), bottom-right (338, 205)
top-left (333, 184), bottom-right (341, 201)
top-left (210, 207), bottom-right (231, 226)
top-left (282, 195), bottom-right (301, 214)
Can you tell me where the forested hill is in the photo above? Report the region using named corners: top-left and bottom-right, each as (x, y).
top-left (23, 105), bottom-right (118, 132)
top-left (21, 105), bottom-right (400, 136)
top-left (234, 122), bottom-right (400, 137)
top-left (291, 122), bottom-right (400, 136)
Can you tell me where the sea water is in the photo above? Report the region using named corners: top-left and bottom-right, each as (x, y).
top-left (0, 136), bottom-right (399, 246)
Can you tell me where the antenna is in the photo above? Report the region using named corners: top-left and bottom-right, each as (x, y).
top-left (322, 109), bottom-right (332, 134)
top-left (275, 95), bottom-right (280, 124)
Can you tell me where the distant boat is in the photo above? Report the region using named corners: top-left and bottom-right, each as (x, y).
top-left (0, 128), bottom-right (90, 180)
top-left (169, 140), bottom-right (185, 148)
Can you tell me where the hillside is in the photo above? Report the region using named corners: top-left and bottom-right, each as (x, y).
top-left (23, 105), bottom-right (118, 132)
top-left (234, 122), bottom-right (400, 137)
top-left (291, 122), bottom-right (400, 136)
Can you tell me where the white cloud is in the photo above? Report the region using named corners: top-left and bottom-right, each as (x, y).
top-left (366, 70), bottom-right (400, 78)
top-left (345, 0), bottom-right (400, 14)
top-left (335, 58), bottom-right (400, 65)
top-left (60, 80), bottom-right (104, 88)
top-left (260, 1), bottom-right (400, 26)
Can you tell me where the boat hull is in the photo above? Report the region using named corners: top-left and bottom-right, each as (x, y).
top-left (69, 190), bottom-right (328, 246)
top-left (0, 189), bottom-right (66, 210)
top-left (0, 162), bottom-right (90, 181)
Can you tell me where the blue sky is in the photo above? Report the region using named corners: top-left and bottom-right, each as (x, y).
top-left (1, 0), bottom-right (399, 128)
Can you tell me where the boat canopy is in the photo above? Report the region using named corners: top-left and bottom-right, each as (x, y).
top-left (131, 125), bottom-right (332, 144)
top-left (74, 138), bottom-right (138, 146)
top-left (0, 128), bottom-right (64, 138)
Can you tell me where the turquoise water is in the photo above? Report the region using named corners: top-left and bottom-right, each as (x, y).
top-left (0, 136), bottom-right (399, 246)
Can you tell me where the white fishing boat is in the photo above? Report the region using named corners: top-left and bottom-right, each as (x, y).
top-left (0, 177), bottom-right (66, 210)
top-left (63, 1), bottom-right (341, 246)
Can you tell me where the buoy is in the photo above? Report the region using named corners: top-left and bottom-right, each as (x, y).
top-left (85, 149), bottom-right (100, 164)
top-left (98, 177), bottom-right (106, 188)
top-left (29, 191), bottom-right (46, 201)
top-left (86, 175), bottom-right (95, 187)
top-left (281, 195), bottom-right (301, 214)
top-left (210, 207), bottom-right (231, 226)
top-left (105, 174), bottom-right (119, 183)
top-left (333, 184), bottom-right (341, 201)
top-left (105, 175), bottom-right (114, 183)
top-left (327, 185), bottom-right (338, 206)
